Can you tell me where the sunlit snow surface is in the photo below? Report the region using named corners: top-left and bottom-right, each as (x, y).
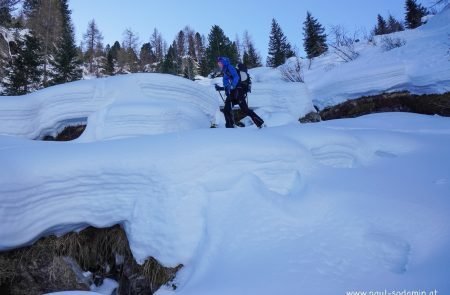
top-left (1, 6), bottom-right (450, 295)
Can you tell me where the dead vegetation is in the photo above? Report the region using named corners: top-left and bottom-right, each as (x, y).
top-left (0, 225), bottom-right (182, 295)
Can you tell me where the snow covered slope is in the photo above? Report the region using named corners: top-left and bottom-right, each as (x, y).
top-left (0, 74), bottom-right (219, 141)
top-left (305, 5), bottom-right (450, 108)
top-left (1, 113), bottom-right (450, 294)
top-left (1, 8), bottom-right (450, 294)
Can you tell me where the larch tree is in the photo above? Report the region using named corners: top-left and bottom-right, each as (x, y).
top-left (23, 0), bottom-right (63, 86)
top-left (83, 19), bottom-right (103, 74)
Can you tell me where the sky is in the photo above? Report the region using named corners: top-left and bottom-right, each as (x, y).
top-left (69, 0), bottom-right (436, 62)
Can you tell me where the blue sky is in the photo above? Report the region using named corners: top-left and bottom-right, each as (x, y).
top-left (69, 0), bottom-right (434, 62)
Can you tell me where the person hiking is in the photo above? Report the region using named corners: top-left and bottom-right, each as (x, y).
top-left (215, 57), bottom-right (265, 129)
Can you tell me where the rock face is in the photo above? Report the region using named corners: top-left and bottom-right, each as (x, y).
top-left (0, 225), bottom-right (182, 295)
top-left (318, 92), bottom-right (450, 121)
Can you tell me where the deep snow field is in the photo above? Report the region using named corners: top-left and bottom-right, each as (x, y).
top-left (0, 5), bottom-right (450, 295)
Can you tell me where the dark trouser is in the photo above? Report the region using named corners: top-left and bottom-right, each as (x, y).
top-left (223, 88), bottom-right (265, 128)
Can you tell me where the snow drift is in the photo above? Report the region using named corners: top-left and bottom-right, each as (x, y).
top-left (1, 113), bottom-right (450, 295)
top-left (0, 74), bottom-right (219, 141)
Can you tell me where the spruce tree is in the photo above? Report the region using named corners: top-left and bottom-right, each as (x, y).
top-left (188, 33), bottom-right (197, 60)
top-left (139, 42), bottom-right (155, 72)
top-left (243, 31), bottom-right (262, 68)
top-left (2, 33), bottom-right (43, 95)
top-left (195, 32), bottom-right (208, 77)
top-left (387, 14), bottom-right (405, 33)
top-left (51, 0), bottom-right (82, 85)
top-left (176, 30), bottom-right (186, 75)
top-left (374, 14), bottom-right (389, 35)
top-left (0, 0), bottom-right (21, 26)
top-left (303, 12), bottom-right (328, 59)
top-left (161, 42), bottom-right (177, 75)
top-left (405, 0), bottom-right (428, 29)
top-left (104, 45), bottom-right (115, 76)
top-left (230, 41), bottom-right (240, 64)
top-left (205, 25), bottom-right (236, 72)
top-left (267, 18), bottom-right (295, 67)
top-left (110, 41), bottom-right (121, 61)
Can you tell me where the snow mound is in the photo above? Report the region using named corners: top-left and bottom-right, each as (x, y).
top-left (1, 113), bottom-right (450, 294)
top-left (305, 7), bottom-right (450, 108)
top-left (0, 74), bottom-right (219, 141)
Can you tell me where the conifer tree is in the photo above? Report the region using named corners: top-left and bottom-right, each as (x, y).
top-left (23, 0), bottom-right (63, 86)
top-left (139, 42), bottom-right (155, 72)
top-left (205, 25), bottom-right (237, 72)
top-left (161, 42), bottom-right (177, 75)
top-left (104, 45), bottom-right (115, 76)
top-left (150, 28), bottom-right (165, 66)
top-left (2, 33), bottom-right (43, 95)
top-left (374, 14), bottom-right (389, 35)
top-left (195, 32), bottom-right (208, 76)
top-left (110, 41), bottom-right (121, 61)
top-left (83, 19), bottom-right (103, 74)
top-left (303, 12), bottom-right (328, 59)
top-left (243, 31), bottom-right (262, 68)
top-left (51, 0), bottom-right (82, 85)
top-left (405, 0), bottom-right (428, 29)
top-left (387, 14), bottom-right (405, 33)
top-left (121, 28), bottom-right (139, 73)
top-left (267, 18), bottom-right (294, 67)
top-left (0, 0), bottom-right (21, 26)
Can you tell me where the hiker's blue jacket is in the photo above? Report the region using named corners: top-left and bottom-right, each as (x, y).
top-left (218, 57), bottom-right (239, 93)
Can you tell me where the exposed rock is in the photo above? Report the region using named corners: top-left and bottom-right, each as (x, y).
top-left (299, 111), bottom-right (322, 123)
top-left (319, 91), bottom-right (450, 121)
top-left (0, 225), bottom-right (182, 295)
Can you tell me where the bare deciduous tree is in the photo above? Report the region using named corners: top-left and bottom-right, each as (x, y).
top-left (328, 25), bottom-right (359, 63)
top-left (279, 56), bottom-right (304, 82)
top-left (25, 0), bottom-right (63, 86)
top-left (83, 19), bottom-right (103, 75)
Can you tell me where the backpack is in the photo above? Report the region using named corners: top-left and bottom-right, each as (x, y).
top-left (236, 63), bottom-right (252, 94)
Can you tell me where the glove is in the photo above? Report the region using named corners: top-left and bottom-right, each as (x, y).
top-left (215, 84), bottom-right (225, 91)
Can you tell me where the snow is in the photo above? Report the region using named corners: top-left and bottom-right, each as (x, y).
top-left (90, 278), bottom-right (118, 295)
top-left (1, 113), bottom-right (450, 294)
top-left (1, 7), bottom-right (450, 295)
top-left (304, 5), bottom-right (450, 108)
top-left (0, 73), bottom-right (219, 141)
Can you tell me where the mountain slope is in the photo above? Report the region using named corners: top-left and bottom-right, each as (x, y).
top-left (305, 5), bottom-right (450, 108)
